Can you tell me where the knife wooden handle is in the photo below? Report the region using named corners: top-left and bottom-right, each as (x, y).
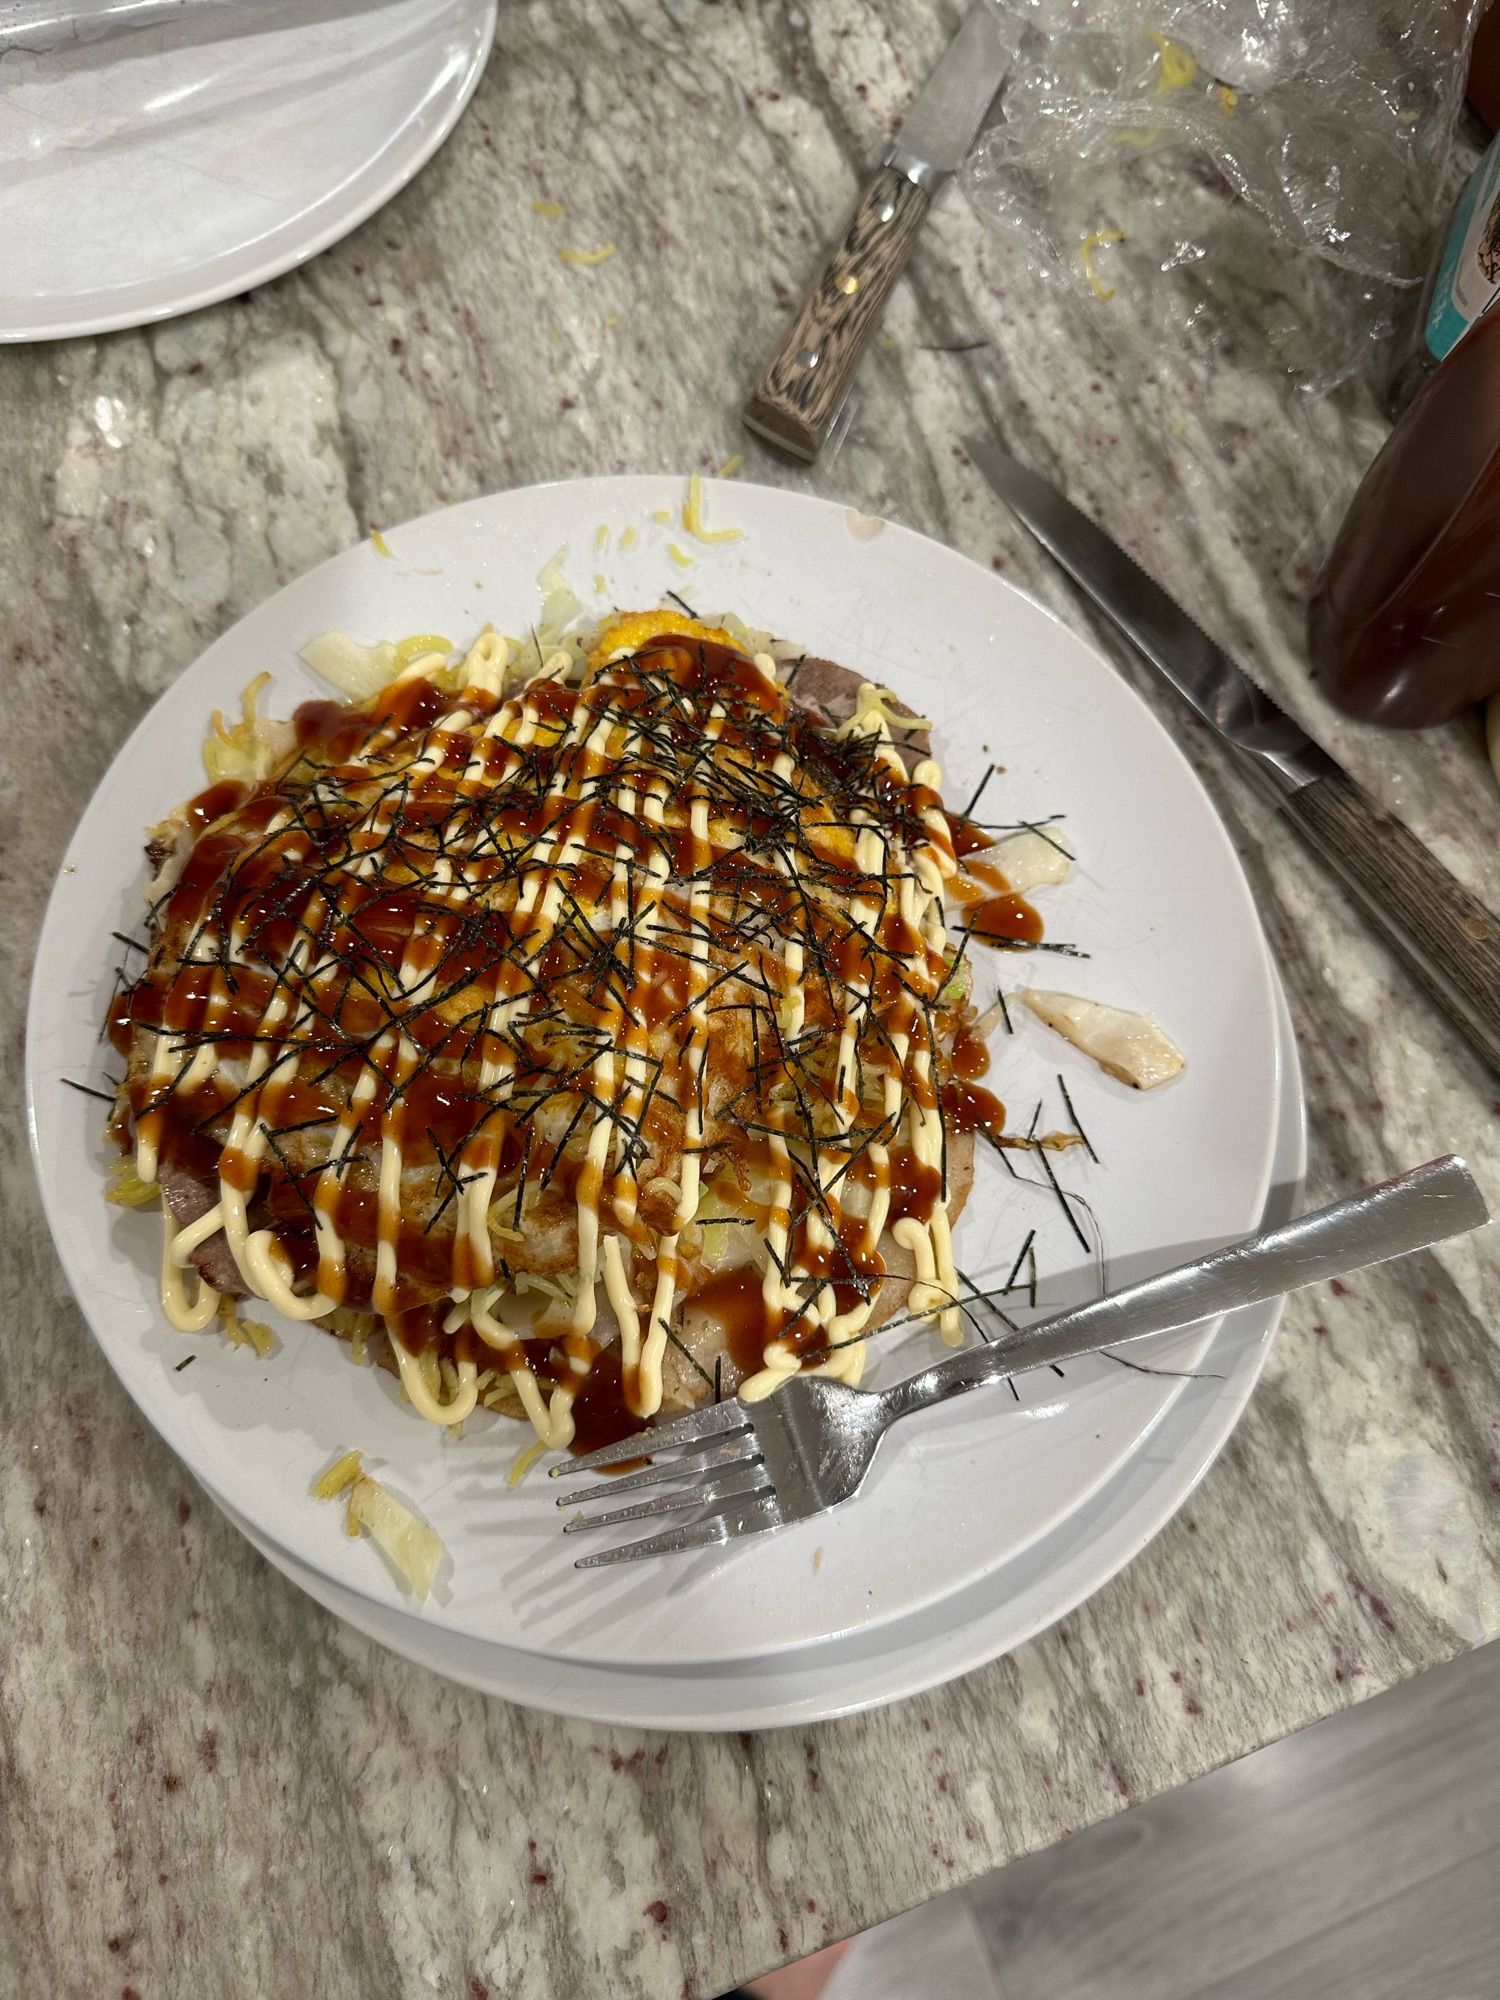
top-left (744, 164), bottom-right (930, 462)
top-left (1277, 769), bottom-right (1500, 1076)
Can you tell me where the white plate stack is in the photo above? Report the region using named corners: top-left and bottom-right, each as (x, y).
top-left (28, 478), bottom-right (1300, 1728)
top-left (0, 0), bottom-right (495, 341)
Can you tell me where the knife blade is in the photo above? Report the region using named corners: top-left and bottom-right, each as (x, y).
top-left (963, 437), bottom-right (1336, 793)
top-left (744, 3), bottom-right (1014, 463)
top-left (964, 434), bottom-right (1500, 1077)
top-left (884, 1), bottom-right (1016, 191)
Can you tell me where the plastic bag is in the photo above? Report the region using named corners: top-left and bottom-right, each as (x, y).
top-left (965, 0), bottom-right (1484, 392)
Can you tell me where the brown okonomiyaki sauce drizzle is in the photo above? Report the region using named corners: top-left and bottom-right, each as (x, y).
top-left (110, 621), bottom-right (1037, 1454)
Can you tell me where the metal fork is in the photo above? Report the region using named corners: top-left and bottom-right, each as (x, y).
top-left (551, 1157), bottom-right (1488, 1567)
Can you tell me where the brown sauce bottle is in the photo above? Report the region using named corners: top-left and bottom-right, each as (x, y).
top-left (1308, 301), bottom-right (1500, 727)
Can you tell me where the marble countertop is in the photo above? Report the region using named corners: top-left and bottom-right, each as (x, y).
top-left (3, 4), bottom-right (1497, 1996)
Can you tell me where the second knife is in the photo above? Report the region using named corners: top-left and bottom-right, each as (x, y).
top-left (743, 3), bottom-right (1013, 463)
top-left (965, 435), bottom-right (1500, 1078)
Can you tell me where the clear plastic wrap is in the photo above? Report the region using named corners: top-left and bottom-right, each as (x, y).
top-left (965, 0), bottom-right (1484, 391)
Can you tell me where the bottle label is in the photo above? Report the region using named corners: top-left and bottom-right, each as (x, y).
top-left (1427, 133), bottom-right (1500, 360)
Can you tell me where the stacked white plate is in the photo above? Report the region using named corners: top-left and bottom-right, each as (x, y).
top-left (0, 0), bottom-right (495, 341)
top-left (28, 478), bottom-right (1301, 1728)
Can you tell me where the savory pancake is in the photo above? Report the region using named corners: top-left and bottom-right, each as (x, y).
top-left (107, 612), bottom-right (1016, 1454)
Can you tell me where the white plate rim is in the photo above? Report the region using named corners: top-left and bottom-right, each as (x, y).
top-left (220, 975), bottom-right (1305, 1728)
top-left (26, 474), bottom-right (1283, 1665)
top-left (0, 0), bottom-right (497, 344)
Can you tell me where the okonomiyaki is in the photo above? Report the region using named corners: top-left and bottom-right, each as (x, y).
top-left (105, 609), bottom-right (1050, 1457)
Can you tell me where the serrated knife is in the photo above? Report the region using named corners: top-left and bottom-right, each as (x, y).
top-left (743, 2), bottom-right (1014, 463)
top-left (964, 436), bottom-right (1500, 1078)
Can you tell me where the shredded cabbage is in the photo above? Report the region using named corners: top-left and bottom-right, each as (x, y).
top-left (106, 1158), bottom-right (158, 1208)
top-left (203, 673), bottom-right (293, 784)
top-left (511, 1269), bottom-right (578, 1310)
top-left (311, 1449), bottom-right (364, 1500)
top-left (299, 631), bottom-right (398, 701)
top-left (346, 1475), bottom-right (443, 1599)
top-left (684, 1183), bottom-right (766, 1276)
top-left (973, 1000), bottom-right (1008, 1040)
top-left (938, 955), bottom-right (972, 1008)
top-left (829, 683), bottom-right (933, 743)
top-left (218, 1298), bottom-right (276, 1357)
top-left (975, 829), bottom-right (1073, 895)
top-left (1021, 990), bottom-right (1184, 1090)
top-left (537, 547), bottom-right (584, 645)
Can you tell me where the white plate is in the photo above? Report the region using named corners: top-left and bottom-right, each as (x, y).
top-left (0, 0), bottom-right (495, 342)
top-left (27, 476), bottom-right (1281, 1667)
top-left (220, 977), bottom-right (1303, 1729)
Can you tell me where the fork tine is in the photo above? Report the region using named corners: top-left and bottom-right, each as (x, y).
top-left (549, 1397), bottom-right (749, 1479)
top-left (561, 1462), bottom-right (770, 1533)
top-left (555, 1437), bottom-right (760, 1508)
top-left (572, 1491), bottom-right (782, 1569)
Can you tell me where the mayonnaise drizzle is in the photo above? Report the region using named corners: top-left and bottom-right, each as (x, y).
top-left (132, 635), bottom-right (969, 1444)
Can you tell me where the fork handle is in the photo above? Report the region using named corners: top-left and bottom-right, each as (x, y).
top-left (879, 1156), bottom-right (1487, 1423)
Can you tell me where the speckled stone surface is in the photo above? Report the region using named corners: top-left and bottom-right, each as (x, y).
top-left (3, 6), bottom-right (1498, 1998)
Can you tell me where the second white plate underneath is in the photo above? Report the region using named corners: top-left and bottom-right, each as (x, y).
top-left (0, 0), bottom-right (495, 341)
top-left (29, 476), bottom-right (1282, 1668)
